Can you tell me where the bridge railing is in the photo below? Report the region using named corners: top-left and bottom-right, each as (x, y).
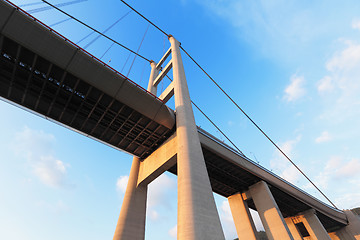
top-left (3, 0), bottom-right (164, 104)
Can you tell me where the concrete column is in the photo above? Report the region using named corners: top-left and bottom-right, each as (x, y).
top-left (249, 181), bottom-right (294, 240)
top-left (147, 60), bottom-right (158, 95)
top-left (169, 35), bottom-right (225, 240)
top-left (113, 157), bottom-right (147, 240)
top-left (228, 192), bottom-right (259, 240)
top-left (285, 217), bottom-right (303, 240)
top-left (300, 209), bottom-right (331, 240)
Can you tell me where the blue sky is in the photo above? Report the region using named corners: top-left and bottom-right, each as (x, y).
top-left (1, 0), bottom-right (360, 239)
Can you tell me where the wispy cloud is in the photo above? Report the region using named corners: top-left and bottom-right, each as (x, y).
top-left (116, 175), bottom-right (129, 193)
top-left (311, 156), bottom-right (347, 190)
top-left (148, 173), bottom-right (176, 209)
top-left (218, 200), bottom-right (237, 239)
top-left (217, 199), bottom-right (264, 239)
top-left (317, 76), bottom-right (334, 94)
top-left (315, 131), bottom-right (332, 143)
top-left (317, 40), bottom-right (360, 123)
top-left (306, 156), bottom-right (360, 207)
top-left (283, 74), bottom-right (306, 102)
top-left (168, 225), bottom-right (177, 239)
top-left (115, 173), bottom-right (176, 222)
top-left (196, 0), bottom-right (358, 64)
top-left (11, 127), bottom-right (70, 188)
top-left (270, 136), bottom-right (302, 185)
top-left (352, 19), bottom-right (360, 30)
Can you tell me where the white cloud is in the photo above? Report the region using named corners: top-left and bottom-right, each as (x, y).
top-left (337, 158), bottom-right (360, 178)
top-left (37, 199), bottom-right (70, 214)
top-left (149, 209), bottom-right (159, 221)
top-left (283, 75), bottom-right (306, 102)
top-left (352, 19), bottom-right (360, 30)
top-left (325, 156), bottom-right (342, 170)
top-left (309, 156), bottom-right (360, 190)
top-left (317, 76), bottom-right (334, 93)
top-left (11, 127), bottom-right (69, 188)
top-left (335, 192), bottom-right (360, 209)
top-left (115, 173), bottom-right (176, 222)
top-left (250, 209), bottom-right (264, 231)
top-left (116, 176), bottom-right (129, 193)
top-left (315, 131), bottom-right (332, 143)
top-left (318, 41), bottom-right (360, 123)
top-left (218, 200), bottom-right (237, 239)
top-left (326, 42), bottom-right (360, 72)
top-left (148, 174), bottom-right (176, 222)
top-left (168, 225), bottom-right (177, 239)
top-left (34, 156), bottom-right (67, 187)
top-left (270, 136), bottom-right (302, 185)
top-left (148, 173), bottom-right (176, 208)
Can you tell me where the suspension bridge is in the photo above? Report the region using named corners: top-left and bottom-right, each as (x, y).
top-left (0, 1), bottom-right (359, 239)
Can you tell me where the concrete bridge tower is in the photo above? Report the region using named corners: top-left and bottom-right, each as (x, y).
top-left (112, 35), bottom-right (225, 240)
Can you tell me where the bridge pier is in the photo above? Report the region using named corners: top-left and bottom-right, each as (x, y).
top-left (113, 157), bottom-right (147, 240)
top-left (228, 192), bottom-right (259, 240)
top-left (249, 181), bottom-right (294, 240)
top-left (291, 209), bottom-right (331, 240)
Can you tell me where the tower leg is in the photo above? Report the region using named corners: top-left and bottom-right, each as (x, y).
top-left (113, 157), bottom-right (147, 240)
top-left (170, 36), bottom-right (225, 240)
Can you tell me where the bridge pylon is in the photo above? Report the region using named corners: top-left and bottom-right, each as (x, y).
top-left (113, 36), bottom-right (225, 240)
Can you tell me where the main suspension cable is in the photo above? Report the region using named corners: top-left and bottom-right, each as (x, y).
top-left (119, 0), bottom-right (169, 37)
top-left (41, 0), bottom-right (151, 62)
top-left (179, 46), bottom-right (338, 209)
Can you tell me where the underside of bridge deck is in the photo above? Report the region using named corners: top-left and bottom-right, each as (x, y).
top-left (0, 35), bottom-right (174, 159)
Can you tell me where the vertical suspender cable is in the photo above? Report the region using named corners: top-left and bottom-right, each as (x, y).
top-left (126, 23), bottom-right (150, 77)
top-left (28, 0), bottom-right (87, 14)
top-left (42, 0), bottom-right (151, 62)
top-left (49, 17), bottom-right (72, 27)
top-left (84, 10), bottom-right (132, 49)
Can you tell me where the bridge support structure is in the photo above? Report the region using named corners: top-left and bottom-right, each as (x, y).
top-left (227, 180), bottom-right (360, 240)
top-left (228, 192), bottom-right (259, 240)
top-left (291, 209), bottom-right (331, 240)
top-left (284, 217), bottom-right (303, 240)
top-left (329, 210), bottom-right (360, 240)
top-left (113, 36), bottom-right (225, 240)
top-left (249, 181), bottom-right (294, 240)
top-left (228, 181), bottom-right (296, 240)
top-left (113, 157), bottom-right (147, 240)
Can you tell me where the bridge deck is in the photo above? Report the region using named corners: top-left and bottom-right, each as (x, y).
top-left (0, 0), bottom-right (347, 233)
